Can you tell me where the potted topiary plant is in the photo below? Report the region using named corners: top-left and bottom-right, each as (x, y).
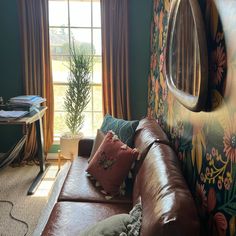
top-left (60, 41), bottom-right (92, 159)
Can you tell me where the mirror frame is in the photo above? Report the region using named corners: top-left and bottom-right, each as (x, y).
top-left (165, 0), bottom-right (208, 112)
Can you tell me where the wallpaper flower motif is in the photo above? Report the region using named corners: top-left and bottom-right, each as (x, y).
top-left (210, 46), bottom-right (226, 86)
top-left (147, 0), bottom-right (236, 235)
top-left (223, 114), bottom-right (236, 163)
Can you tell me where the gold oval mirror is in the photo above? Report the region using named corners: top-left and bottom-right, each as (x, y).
top-left (165, 0), bottom-right (208, 111)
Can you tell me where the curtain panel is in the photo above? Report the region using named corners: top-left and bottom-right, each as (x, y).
top-left (101, 0), bottom-right (131, 120)
top-left (18, 0), bottom-right (54, 160)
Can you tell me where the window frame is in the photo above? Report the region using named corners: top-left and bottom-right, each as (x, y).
top-left (49, 0), bottom-right (103, 140)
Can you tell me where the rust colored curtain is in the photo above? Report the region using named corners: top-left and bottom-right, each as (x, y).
top-left (18, 0), bottom-right (54, 160)
top-left (101, 0), bottom-right (131, 120)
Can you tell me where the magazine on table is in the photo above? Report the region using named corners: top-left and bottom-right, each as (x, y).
top-left (0, 110), bottom-right (28, 120)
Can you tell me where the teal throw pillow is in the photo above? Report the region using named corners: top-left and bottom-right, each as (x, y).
top-left (100, 114), bottom-right (139, 147)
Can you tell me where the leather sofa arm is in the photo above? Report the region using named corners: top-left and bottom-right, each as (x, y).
top-left (78, 138), bottom-right (94, 157)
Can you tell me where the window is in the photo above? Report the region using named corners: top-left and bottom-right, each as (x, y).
top-left (49, 0), bottom-right (103, 140)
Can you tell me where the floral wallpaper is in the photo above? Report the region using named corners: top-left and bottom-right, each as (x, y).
top-left (147, 0), bottom-right (236, 235)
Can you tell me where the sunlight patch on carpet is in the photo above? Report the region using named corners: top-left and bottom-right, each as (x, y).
top-left (32, 165), bottom-right (59, 197)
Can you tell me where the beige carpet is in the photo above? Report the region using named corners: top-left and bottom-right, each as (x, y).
top-left (0, 164), bottom-right (58, 236)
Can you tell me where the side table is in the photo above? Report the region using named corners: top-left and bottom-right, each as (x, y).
top-left (0, 106), bottom-right (47, 195)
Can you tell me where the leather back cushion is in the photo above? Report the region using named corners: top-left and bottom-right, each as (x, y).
top-left (132, 118), bottom-right (170, 177)
top-left (133, 143), bottom-right (200, 236)
top-left (78, 138), bottom-right (94, 157)
top-left (134, 118), bottom-right (169, 153)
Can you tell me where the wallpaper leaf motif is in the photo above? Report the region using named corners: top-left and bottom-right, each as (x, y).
top-left (218, 165), bottom-right (236, 216)
top-left (208, 188), bottom-right (217, 213)
top-left (191, 131), bottom-right (205, 174)
top-left (229, 216), bottom-right (236, 236)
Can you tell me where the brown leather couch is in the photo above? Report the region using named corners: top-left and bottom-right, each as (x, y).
top-left (41, 118), bottom-right (200, 236)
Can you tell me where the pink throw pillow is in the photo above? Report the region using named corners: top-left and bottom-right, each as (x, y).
top-left (86, 131), bottom-right (139, 195)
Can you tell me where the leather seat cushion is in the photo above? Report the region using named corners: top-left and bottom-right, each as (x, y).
top-left (42, 201), bottom-right (132, 236)
top-left (58, 156), bottom-right (132, 204)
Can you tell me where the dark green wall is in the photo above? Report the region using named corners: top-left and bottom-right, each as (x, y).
top-left (0, 0), bottom-right (23, 152)
top-left (129, 0), bottom-right (153, 120)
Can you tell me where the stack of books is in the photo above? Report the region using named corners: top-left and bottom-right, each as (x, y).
top-left (8, 95), bottom-right (46, 112)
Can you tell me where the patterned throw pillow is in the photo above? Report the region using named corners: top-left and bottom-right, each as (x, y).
top-left (100, 114), bottom-right (139, 147)
top-left (79, 214), bottom-right (132, 236)
top-left (86, 131), bottom-right (139, 196)
top-left (88, 129), bottom-right (105, 163)
top-left (79, 197), bottom-right (142, 236)
top-left (124, 198), bottom-right (142, 236)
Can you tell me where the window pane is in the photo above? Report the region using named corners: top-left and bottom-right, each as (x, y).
top-left (53, 84), bottom-right (68, 111)
top-left (93, 29), bottom-right (101, 55)
top-left (93, 85), bottom-right (102, 112)
top-left (71, 29), bottom-right (91, 55)
top-left (81, 112), bottom-right (93, 136)
top-left (70, 1), bottom-right (91, 27)
top-left (54, 112), bottom-right (69, 136)
top-left (52, 56), bottom-right (70, 83)
top-left (92, 0), bottom-right (101, 27)
top-left (93, 56), bottom-right (102, 83)
top-left (54, 84), bottom-right (92, 112)
top-left (54, 111), bottom-right (94, 137)
top-left (92, 112), bottom-right (103, 134)
top-left (54, 112), bottom-right (94, 137)
top-left (49, 0), bottom-right (68, 26)
top-left (84, 90), bottom-right (92, 111)
top-left (50, 28), bottom-right (69, 55)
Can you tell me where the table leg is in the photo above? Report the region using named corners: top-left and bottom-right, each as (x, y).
top-left (27, 116), bottom-right (46, 195)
